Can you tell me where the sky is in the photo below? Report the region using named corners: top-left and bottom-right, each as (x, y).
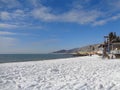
top-left (0, 0), bottom-right (120, 54)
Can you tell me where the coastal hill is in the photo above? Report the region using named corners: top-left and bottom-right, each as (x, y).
top-left (53, 44), bottom-right (100, 54)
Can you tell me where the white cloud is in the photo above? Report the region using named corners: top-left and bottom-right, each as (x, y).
top-left (0, 31), bottom-right (16, 35)
top-left (31, 0), bottom-right (120, 25)
top-left (32, 7), bottom-right (101, 24)
top-left (93, 14), bottom-right (120, 26)
top-left (111, 14), bottom-right (120, 20)
top-left (0, 23), bottom-right (18, 28)
top-left (0, 11), bottom-right (11, 20)
top-left (28, 0), bottom-right (41, 7)
top-left (93, 20), bottom-right (106, 26)
top-left (12, 9), bottom-right (27, 20)
top-left (0, 0), bottom-right (120, 26)
top-left (61, 10), bottom-right (101, 24)
top-left (31, 0), bottom-right (102, 24)
top-left (0, 10), bottom-right (26, 23)
top-left (108, 0), bottom-right (120, 10)
top-left (32, 7), bottom-right (58, 21)
top-left (14, 10), bottom-right (25, 16)
top-left (0, 22), bottom-right (43, 29)
top-left (0, 0), bottom-right (21, 9)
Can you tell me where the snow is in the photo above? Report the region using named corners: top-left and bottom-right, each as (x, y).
top-left (0, 55), bottom-right (120, 90)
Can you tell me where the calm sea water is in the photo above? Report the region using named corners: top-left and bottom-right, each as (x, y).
top-left (0, 54), bottom-right (73, 63)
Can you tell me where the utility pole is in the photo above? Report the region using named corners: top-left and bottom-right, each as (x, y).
top-left (103, 36), bottom-right (109, 58)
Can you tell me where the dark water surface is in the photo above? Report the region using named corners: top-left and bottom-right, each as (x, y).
top-left (0, 54), bottom-right (73, 63)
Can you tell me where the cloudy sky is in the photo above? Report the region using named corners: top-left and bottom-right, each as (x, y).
top-left (0, 0), bottom-right (120, 54)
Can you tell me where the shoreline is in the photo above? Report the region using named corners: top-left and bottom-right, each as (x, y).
top-left (0, 55), bottom-right (90, 65)
top-left (0, 53), bottom-right (73, 64)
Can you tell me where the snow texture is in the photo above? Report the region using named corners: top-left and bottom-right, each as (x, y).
top-left (0, 55), bottom-right (120, 90)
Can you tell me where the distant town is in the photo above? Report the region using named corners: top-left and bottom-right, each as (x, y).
top-left (54, 32), bottom-right (120, 59)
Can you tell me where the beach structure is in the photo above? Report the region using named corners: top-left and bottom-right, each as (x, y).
top-left (98, 32), bottom-right (120, 58)
top-left (110, 42), bottom-right (120, 58)
top-left (73, 32), bottom-right (120, 58)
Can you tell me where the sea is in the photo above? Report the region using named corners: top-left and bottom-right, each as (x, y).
top-left (0, 54), bottom-right (73, 63)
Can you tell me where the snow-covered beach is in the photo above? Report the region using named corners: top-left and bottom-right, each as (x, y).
top-left (0, 55), bottom-right (120, 90)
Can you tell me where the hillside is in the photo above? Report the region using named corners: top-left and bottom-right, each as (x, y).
top-left (53, 44), bottom-right (100, 54)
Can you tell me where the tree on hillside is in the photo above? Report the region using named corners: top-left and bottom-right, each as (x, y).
top-left (109, 32), bottom-right (117, 42)
top-left (108, 32), bottom-right (120, 43)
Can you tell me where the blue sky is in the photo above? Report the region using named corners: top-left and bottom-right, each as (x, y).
top-left (0, 0), bottom-right (120, 54)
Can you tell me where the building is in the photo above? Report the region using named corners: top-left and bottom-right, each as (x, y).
top-left (99, 32), bottom-right (120, 59)
top-left (110, 42), bottom-right (120, 58)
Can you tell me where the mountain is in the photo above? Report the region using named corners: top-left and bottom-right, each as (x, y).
top-left (53, 49), bottom-right (68, 53)
top-left (53, 44), bottom-right (100, 54)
